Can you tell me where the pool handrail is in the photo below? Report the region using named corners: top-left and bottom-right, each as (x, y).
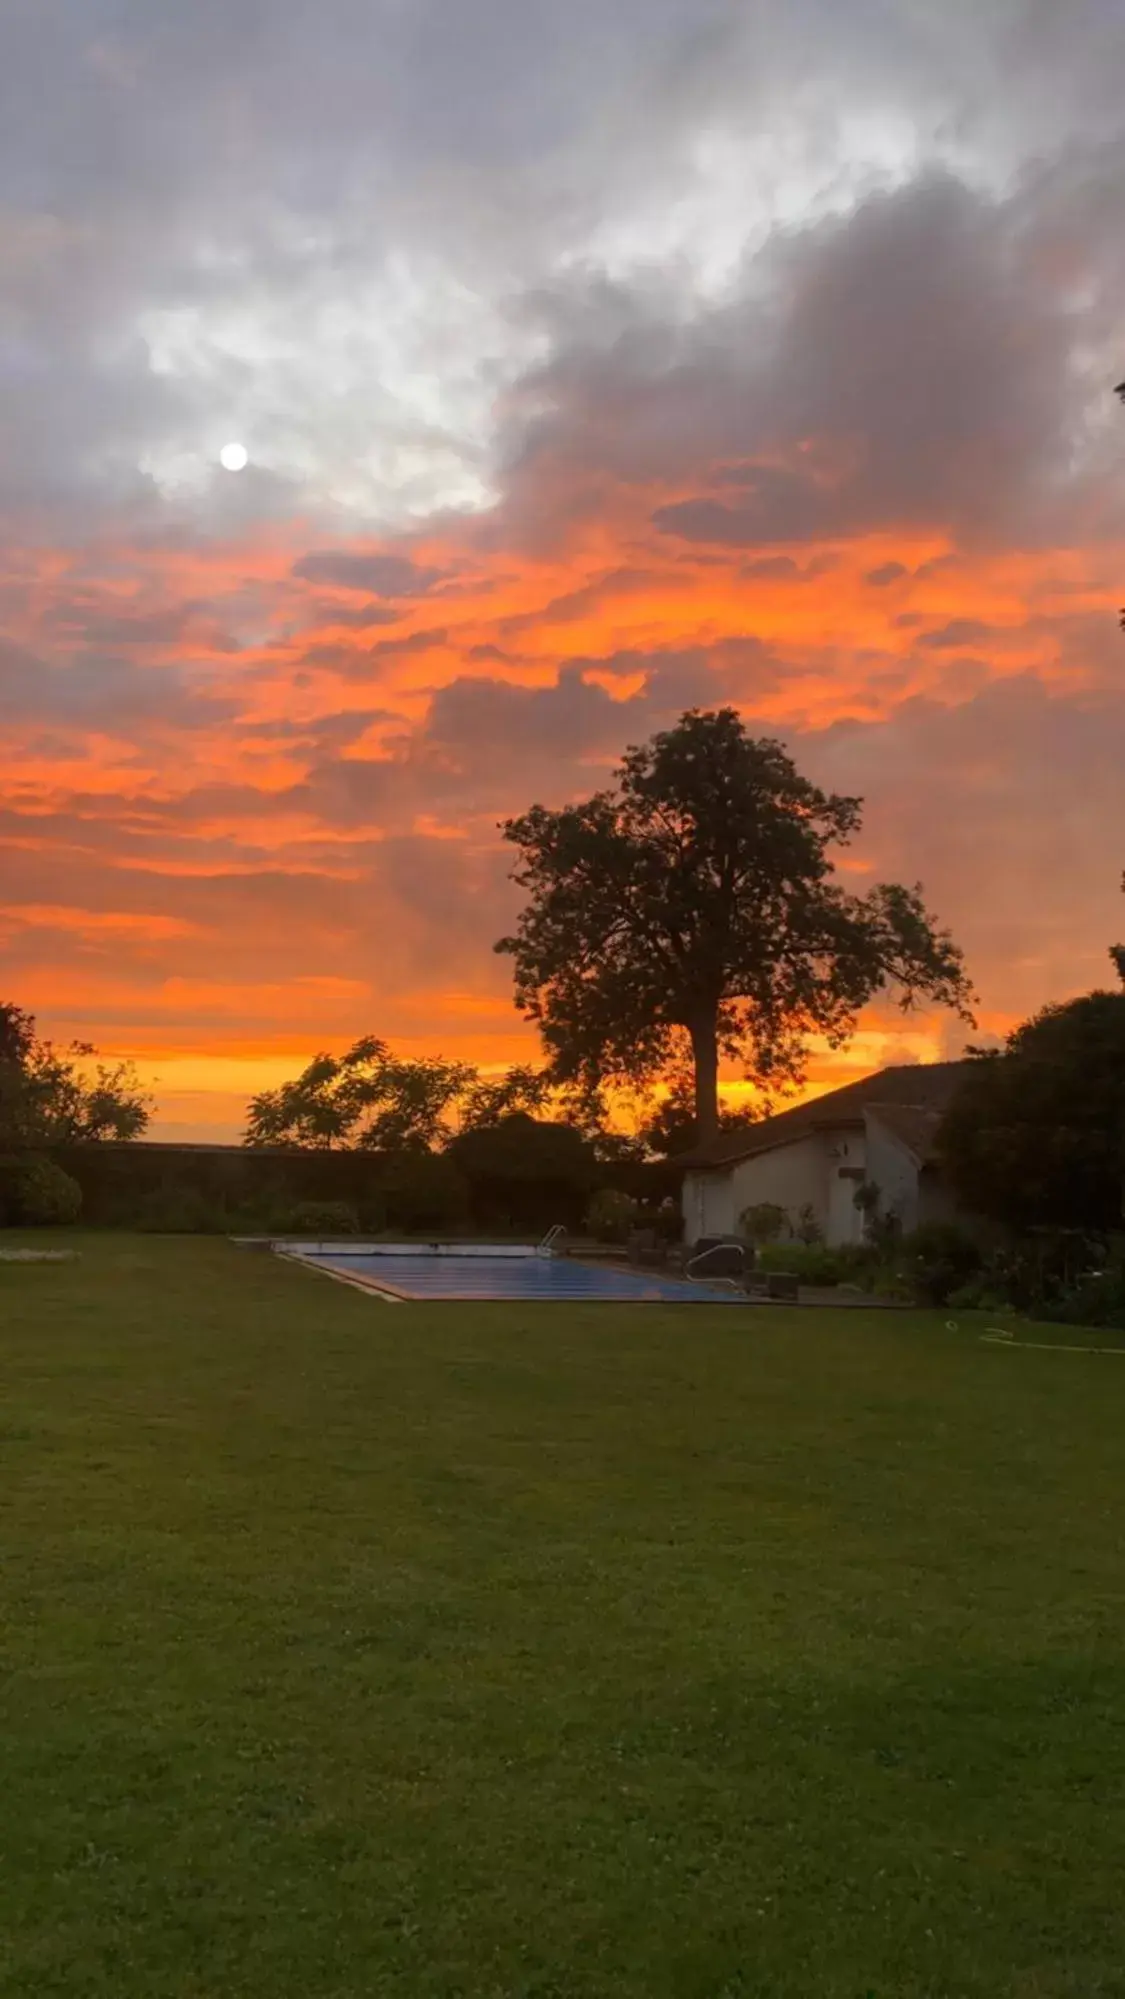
top-left (685, 1240), bottom-right (750, 1281)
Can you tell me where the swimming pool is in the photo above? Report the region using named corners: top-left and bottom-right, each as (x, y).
top-left (279, 1243), bottom-right (746, 1304)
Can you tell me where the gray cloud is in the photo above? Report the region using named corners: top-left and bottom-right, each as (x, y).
top-left (299, 599), bottom-right (404, 631)
top-left (0, 1), bottom-right (1121, 544)
top-left (3, 0), bottom-right (1125, 1120)
top-left (0, 636), bottom-right (236, 732)
top-left (502, 168), bottom-right (1118, 559)
top-left (290, 552), bottom-right (447, 596)
top-left (918, 618), bottom-right (997, 650)
top-left (798, 674), bottom-right (1125, 1016)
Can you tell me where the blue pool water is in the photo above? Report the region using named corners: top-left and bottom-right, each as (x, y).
top-left (295, 1250), bottom-right (746, 1304)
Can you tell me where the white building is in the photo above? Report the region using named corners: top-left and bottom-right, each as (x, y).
top-left (680, 1062), bottom-right (973, 1248)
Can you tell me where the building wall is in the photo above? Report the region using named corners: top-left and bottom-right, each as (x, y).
top-left (822, 1128), bottom-right (868, 1246)
top-left (734, 1133), bottom-right (826, 1239)
top-left (862, 1114), bottom-right (922, 1236)
top-left (682, 1111), bottom-right (986, 1251)
top-left (682, 1168), bottom-right (737, 1241)
top-left (684, 1130), bottom-right (868, 1246)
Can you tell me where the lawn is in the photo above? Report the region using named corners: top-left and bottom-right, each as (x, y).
top-left (2, 1235), bottom-right (1124, 1999)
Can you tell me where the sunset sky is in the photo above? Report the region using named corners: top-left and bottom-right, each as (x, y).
top-left (3, 0), bottom-right (1124, 1141)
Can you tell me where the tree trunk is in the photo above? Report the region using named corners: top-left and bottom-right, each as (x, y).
top-left (689, 1014), bottom-right (720, 1150)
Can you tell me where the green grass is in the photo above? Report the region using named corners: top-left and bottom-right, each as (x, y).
top-left (2, 1233), bottom-right (1125, 1999)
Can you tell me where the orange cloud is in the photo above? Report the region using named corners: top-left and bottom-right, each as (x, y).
top-left (4, 501), bottom-right (1122, 1142)
top-left (4, 168), bottom-right (1125, 1139)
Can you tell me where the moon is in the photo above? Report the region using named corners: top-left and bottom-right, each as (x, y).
top-left (219, 441), bottom-right (249, 472)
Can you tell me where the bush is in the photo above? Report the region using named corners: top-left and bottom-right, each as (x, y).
top-left (647, 1198), bottom-right (684, 1245)
top-left (0, 1154), bottom-right (83, 1226)
top-left (758, 1241), bottom-right (837, 1284)
top-left (946, 1278), bottom-right (1014, 1313)
top-left (274, 1200), bottom-right (362, 1237)
top-left (794, 1203), bottom-right (823, 1245)
top-left (1040, 1272), bottom-right (1125, 1331)
top-left (756, 1240), bottom-right (877, 1287)
top-left (866, 1263), bottom-right (916, 1303)
top-left (739, 1201), bottom-right (789, 1245)
top-left (584, 1188), bottom-right (640, 1244)
top-left (898, 1222), bottom-right (984, 1307)
top-left (1038, 1236), bottom-right (1125, 1329)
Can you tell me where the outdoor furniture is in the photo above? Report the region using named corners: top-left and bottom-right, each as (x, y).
top-left (745, 1269), bottom-right (800, 1302)
top-left (627, 1227), bottom-right (665, 1267)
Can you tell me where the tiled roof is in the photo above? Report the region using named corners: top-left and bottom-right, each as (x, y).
top-left (680, 1061), bottom-right (972, 1171)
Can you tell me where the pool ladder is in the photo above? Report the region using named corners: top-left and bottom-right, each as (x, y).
top-left (537, 1224), bottom-right (566, 1257)
top-left (685, 1240), bottom-right (750, 1281)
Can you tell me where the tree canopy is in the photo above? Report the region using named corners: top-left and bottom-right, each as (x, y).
top-left (937, 947), bottom-right (1125, 1234)
top-left (496, 708), bottom-right (974, 1144)
top-left (243, 1039), bottom-right (640, 1156)
top-left (0, 1001), bottom-right (151, 1147)
top-left (636, 1063), bottom-right (763, 1159)
top-left (244, 1037), bottom-right (477, 1151)
top-left (456, 1065), bottom-right (553, 1132)
top-left (446, 1112), bottom-right (598, 1230)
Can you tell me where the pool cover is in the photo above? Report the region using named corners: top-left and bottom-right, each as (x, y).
top-left (287, 1248), bottom-right (746, 1303)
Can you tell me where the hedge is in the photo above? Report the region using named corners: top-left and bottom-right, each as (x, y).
top-left (42, 1140), bottom-right (677, 1236)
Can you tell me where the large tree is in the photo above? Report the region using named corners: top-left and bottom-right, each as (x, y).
top-left (0, 1001), bottom-right (150, 1146)
top-left (496, 708), bottom-right (974, 1145)
top-left (937, 946), bottom-right (1125, 1234)
top-left (638, 1072), bottom-right (762, 1161)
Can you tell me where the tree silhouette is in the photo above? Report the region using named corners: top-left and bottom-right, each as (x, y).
top-left (497, 709), bottom-right (974, 1145)
top-left (243, 1037), bottom-right (476, 1151)
top-left (937, 982), bottom-right (1125, 1233)
top-left (0, 1002), bottom-right (150, 1146)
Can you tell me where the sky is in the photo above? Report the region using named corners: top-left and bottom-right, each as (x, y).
top-left (2, 0), bottom-right (1124, 1141)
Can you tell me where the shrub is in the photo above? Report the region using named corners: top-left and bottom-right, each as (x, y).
top-left (757, 1241), bottom-right (839, 1284)
top-left (739, 1201), bottom-right (789, 1245)
top-left (794, 1203), bottom-right (823, 1245)
top-left (1038, 1236), bottom-right (1125, 1330)
top-left (0, 1154), bottom-right (83, 1226)
top-left (898, 1222), bottom-right (984, 1307)
top-left (867, 1264), bottom-right (916, 1303)
top-left (946, 1278), bottom-right (1015, 1313)
top-left (584, 1188), bottom-right (640, 1244)
top-left (647, 1198), bottom-right (684, 1245)
top-left (1040, 1271), bottom-right (1125, 1331)
top-left (756, 1240), bottom-right (877, 1287)
top-left (852, 1179), bottom-right (905, 1257)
